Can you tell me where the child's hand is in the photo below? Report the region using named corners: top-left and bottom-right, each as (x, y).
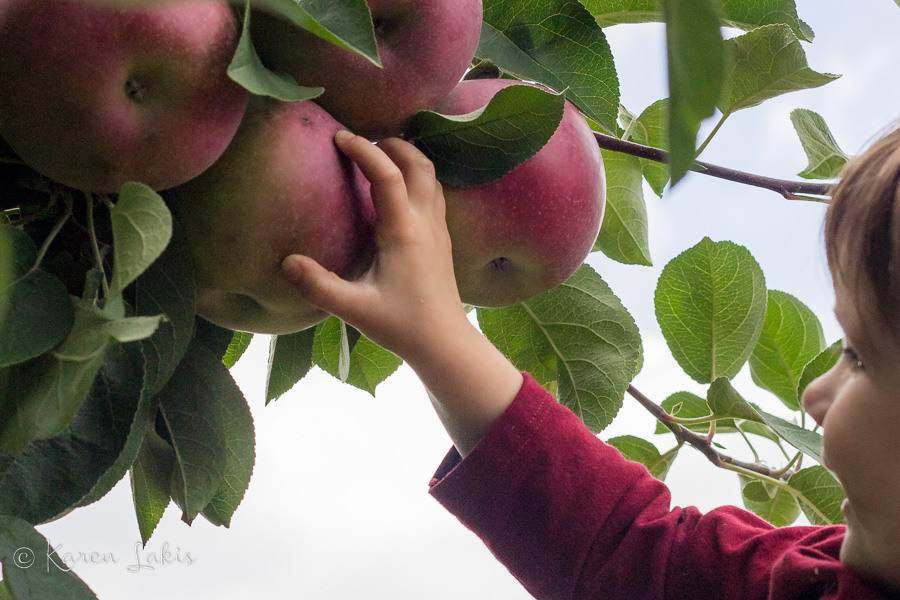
top-left (283, 130), bottom-right (523, 455)
top-left (281, 131), bottom-right (470, 363)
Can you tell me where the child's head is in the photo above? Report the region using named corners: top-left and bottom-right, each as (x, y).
top-left (801, 125), bottom-right (900, 590)
top-left (825, 124), bottom-right (900, 340)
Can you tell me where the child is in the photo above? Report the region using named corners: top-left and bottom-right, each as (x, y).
top-left (281, 129), bottom-right (900, 599)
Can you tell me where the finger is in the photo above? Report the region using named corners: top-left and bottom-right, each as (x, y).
top-left (376, 138), bottom-right (440, 209)
top-left (335, 131), bottom-right (409, 226)
top-left (281, 254), bottom-right (370, 324)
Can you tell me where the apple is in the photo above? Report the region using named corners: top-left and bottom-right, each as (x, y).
top-left (250, 0), bottom-right (483, 138)
top-left (435, 79), bottom-right (607, 307)
top-left (0, 0), bottom-right (249, 193)
top-left (171, 97), bottom-right (376, 335)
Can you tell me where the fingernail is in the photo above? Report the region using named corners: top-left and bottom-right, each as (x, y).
top-left (335, 130), bottom-right (354, 143)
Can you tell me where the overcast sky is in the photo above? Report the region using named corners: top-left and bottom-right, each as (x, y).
top-left (34, 1), bottom-right (900, 598)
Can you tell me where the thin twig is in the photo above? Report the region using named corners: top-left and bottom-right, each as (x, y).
top-left (85, 191), bottom-right (110, 300)
top-left (594, 133), bottom-right (833, 200)
top-left (31, 192), bottom-right (73, 271)
top-left (626, 385), bottom-right (790, 481)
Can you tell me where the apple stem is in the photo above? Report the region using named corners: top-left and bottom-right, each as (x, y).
top-left (593, 132), bottom-right (833, 201)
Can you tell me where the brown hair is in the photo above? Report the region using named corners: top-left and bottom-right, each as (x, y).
top-left (825, 124), bottom-right (900, 334)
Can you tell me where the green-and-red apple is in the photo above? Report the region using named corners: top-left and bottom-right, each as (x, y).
top-left (436, 79), bottom-right (607, 307)
top-left (250, 0), bottom-right (483, 138)
top-left (171, 98), bottom-right (376, 335)
top-left (0, 0), bottom-right (249, 193)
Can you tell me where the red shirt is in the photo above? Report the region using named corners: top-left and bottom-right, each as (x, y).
top-left (429, 374), bottom-right (894, 599)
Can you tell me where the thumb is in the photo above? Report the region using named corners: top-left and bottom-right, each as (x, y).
top-left (281, 254), bottom-right (366, 322)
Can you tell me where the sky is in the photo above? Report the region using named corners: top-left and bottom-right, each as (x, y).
top-left (32, 1), bottom-right (900, 598)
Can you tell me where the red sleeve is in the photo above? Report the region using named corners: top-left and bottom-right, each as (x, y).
top-left (428, 373), bottom-right (890, 600)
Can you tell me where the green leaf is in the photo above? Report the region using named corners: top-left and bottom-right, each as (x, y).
top-left (749, 291), bottom-right (825, 409)
top-left (593, 150), bottom-right (652, 266)
top-left (661, 0), bottom-right (726, 184)
top-left (130, 428), bottom-right (175, 546)
top-left (585, 0), bottom-right (813, 41)
top-left (201, 381), bottom-right (256, 528)
top-left (789, 466), bottom-right (845, 525)
top-left (108, 183), bottom-right (173, 300)
top-left (718, 25), bottom-right (839, 116)
top-left (606, 435), bottom-right (678, 480)
top-left (707, 377), bottom-right (765, 423)
top-left (0, 342), bottom-right (147, 524)
top-left (0, 270), bottom-right (74, 369)
top-left (653, 390), bottom-right (736, 434)
top-left (134, 219), bottom-right (196, 397)
top-left (739, 474), bottom-right (801, 526)
top-left (790, 109), bottom-right (850, 180)
top-left (0, 516), bottom-right (98, 599)
top-left (224, 332), bottom-right (254, 369)
top-left (622, 100), bottom-right (669, 196)
top-left (0, 296), bottom-right (160, 453)
top-left (266, 330), bottom-right (315, 403)
top-left (0, 225), bottom-right (74, 368)
top-left (156, 342), bottom-right (229, 525)
top-left (407, 84), bottom-right (566, 187)
top-left (758, 410), bottom-right (823, 462)
top-left (250, 0), bottom-right (380, 67)
top-left (228, 1), bottom-right (323, 101)
top-left (312, 318), bottom-right (402, 396)
top-left (478, 264), bottom-right (642, 433)
top-left (797, 339), bottom-right (841, 401)
top-left (655, 238), bottom-right (767, 383)
top-left (476, 0), bottom-right (620, 134)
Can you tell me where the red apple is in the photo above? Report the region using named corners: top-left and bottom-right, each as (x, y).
top-left (250, 0), bottom-right (483, 138)
top-left (171, 98), bottom-right (376, 335)
top-left (436, 79), bottom-right (606, 307)
top-left (0, 0), bottom-right (249, 193)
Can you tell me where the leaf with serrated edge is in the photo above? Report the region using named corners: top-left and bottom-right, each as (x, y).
top-left (738, 474), bottom-right (801, 526)
top-left (584, 0), bottom-right (813, 41)
top-left (757, 410), bottom-right (823, 462)
top-left (791, 109), bottom-right (850, 180)
top-left (201, 380), bottom-right (255, 528)
top-left (798, 339), bottom-right (841, 401)
top-left (224, 332), bottom-right (254, 369)
top-left (108, 183), bottom-right (173, 299)
top-left (0, 342), bottom-right (146, 525)
top-left (313, 317), bottom-right (402, 396)
top-left (479, 264), bottom-right (642, 433)
top-left (408, 85), bottom-right (565, 188)
top-left (130, 429), bottom-right (174, 546)
top-left (250, 0), bottom-right (380, 67)
top-left (607, 435), bottom-right (678, 480)
top-left (0, 516), bottom-right (98, 599)
top-left (135, 219), bottom-right (196, 397)
top-left (718, 25), bottom-right (839, 116)
top-left (228, 1), bottom-right (323, 101)
top-left (707, 378), bottom-right (765, 423)
top-left (789, 466), bottom-right (845, 525)
top-left (655, 238), bottom-right (767, 383)
top-left (661, 0), bottom-right (725, 184)
top-left (476, 0), bottom-right (619, 134)
top-left (266, 329), bottom-right (315, 403)
top-left (654, 390), bottom-right (739, 434)
top-left (749, 290), bottom-right (825, 409)
top-left (594, 150), bottom-right (652, 266)
top-left (157, 342), bottom-right (228, 525)
top-left (624, 100), bottom-right (669, 196)
top-left (0, 270), bottom-right (74, 368)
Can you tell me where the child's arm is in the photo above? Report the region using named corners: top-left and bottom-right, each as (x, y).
top-left (281, 131), bottom-right (523, 456)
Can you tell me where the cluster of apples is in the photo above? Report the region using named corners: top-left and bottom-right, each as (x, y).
top-left (0, 0), bottom-right (607, 336)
